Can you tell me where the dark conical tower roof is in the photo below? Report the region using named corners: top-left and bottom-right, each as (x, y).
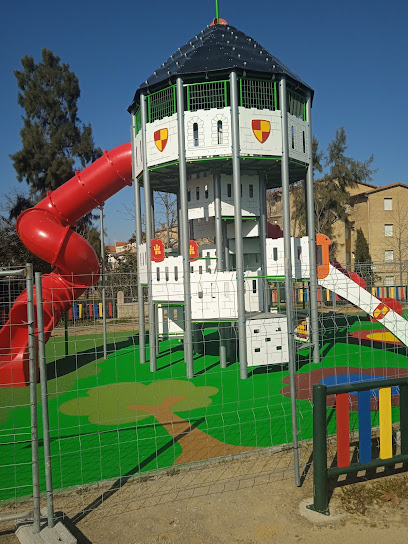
top-left (128, 23), bottom-right (313, 113)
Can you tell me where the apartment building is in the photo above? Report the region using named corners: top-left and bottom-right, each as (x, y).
top-left (268, 181), bottom-right (408, 285)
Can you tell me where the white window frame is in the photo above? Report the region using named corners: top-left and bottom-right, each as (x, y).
top-left (384, 198), bottom-right (392, 211)
top-left (384, 224), bottom-right (393, 237)
top-left (385, 250), bottom-right (394, 262)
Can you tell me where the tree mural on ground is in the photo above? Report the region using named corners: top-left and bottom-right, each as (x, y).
top-left (60, 380), bottom-right (254, 465)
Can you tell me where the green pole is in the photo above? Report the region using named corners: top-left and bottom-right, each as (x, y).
top-left (215, 0), bottom-right (219, 22)
top-left (64, 312), bottom-right (69, 356)
top-left (400, 383), bottom-right (408, 456)
top-left (308, 383), bottom-right (330, 515)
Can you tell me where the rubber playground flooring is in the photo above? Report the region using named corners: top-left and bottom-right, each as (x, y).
top-left (0, 316), bottom-right (407, 502)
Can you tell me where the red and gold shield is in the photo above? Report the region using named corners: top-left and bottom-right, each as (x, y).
top-left (373, 302), bottom-right (390, 321)
top-left (189, 240), bottom-right (199, 261)
top-left (154, 128), bottom-right (168, 152)
top-left (252, 120), bottom-right (271, 143)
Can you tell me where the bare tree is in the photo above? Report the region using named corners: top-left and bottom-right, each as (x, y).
top-left (385, 200), bottom-right (408, 286)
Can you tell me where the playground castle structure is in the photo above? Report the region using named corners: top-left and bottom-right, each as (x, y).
top-left (1, 16), bottom-right (407, 386)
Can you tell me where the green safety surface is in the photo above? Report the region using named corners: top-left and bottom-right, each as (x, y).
top-left (0, 317), bottom-right (407, 502)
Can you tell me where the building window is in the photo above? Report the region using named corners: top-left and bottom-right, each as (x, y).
top-left (187, 189), bottom-right (191, 202)
top-left (385, 250), bottom-right (394, 262)
top-left (385, 276), bottom-right (394, 287)
top-left (385, 224), bottom-right (393, 237)
top-left (384, 198), bottom-right (392, 211)
top-left (227, 183), bottom-right (232, 198)
top-left (205, 185), bottom-right (209, 199)
top-left (217, 120), bottom-right (223, 144)
top-left (196, 187), bottom-right (200, 200)
top-left (249, 184), bottom-right (254, 198)
top-left (193, 122), bottom-right (199, 146)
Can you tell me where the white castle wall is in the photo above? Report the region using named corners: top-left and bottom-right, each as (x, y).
top-left (246, 316), bottom-right (289, 366)
top-left (287, 114), bottom-right (309, 163)
top-left (266, 236), bottom-right (310, 279)
top-left (185, 108), bottom-right (231, 159)
top-left (145, 113), bottom-right (178, 167)
top-left (239, 108), bottom-right (282, 157)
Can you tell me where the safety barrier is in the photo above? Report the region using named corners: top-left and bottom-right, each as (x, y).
top-left (309, 378), bottom-right (408, 515)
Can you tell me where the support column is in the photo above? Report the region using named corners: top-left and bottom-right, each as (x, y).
top-left (305, 93), bottom-right (320, 365)
top-left (259, 173), bottom-right (269, 313)
top-left (177, 191), bottom-right (183, 252)
top-left (279, 76), bottom-right (300, 486)
top-left (176, 78), bottom-right (194, 379)
top-left (214, 172), bottom-right (224, 272)
top-left (230, 71), bottom-right (247, 379)
top-left (131, 119), bottom-right (146, 364)
top-left (150, 188), bottom-right (156, 237)
top-left (99, 205), bottom-right (107, 359)
top-left (140, 93), bottom-right (157, 372)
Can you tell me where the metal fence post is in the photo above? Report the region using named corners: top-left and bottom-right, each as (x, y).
top-left (26, 264), bottom-right (41, 533)
top-left (308, 383), bottom-right (329, 515)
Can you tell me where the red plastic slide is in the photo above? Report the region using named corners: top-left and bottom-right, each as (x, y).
top-left (0, 143), bottom-right (132, 386)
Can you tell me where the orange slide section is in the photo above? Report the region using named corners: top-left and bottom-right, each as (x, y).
top-left (0, 143), bottom-right (133, 386)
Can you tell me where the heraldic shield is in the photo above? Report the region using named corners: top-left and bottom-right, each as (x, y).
top-left (252, 119), bottom-right (271, 143)
top-left (154, 128), bottom-right (168, 152)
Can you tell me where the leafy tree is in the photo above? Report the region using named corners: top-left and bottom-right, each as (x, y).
top-left (60, 380), bottom-right (254, 464)
top-left (291, 127), bottom-right (375, 257)
top-left (11, 48), bottom-right (102, 197)
top-left (354, 228), bottom-right (376, 287)
top-left (8, 48), bottom-right (103, 266)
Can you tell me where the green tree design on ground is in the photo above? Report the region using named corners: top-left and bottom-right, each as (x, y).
top-left (60, 380), bottom-right (255, 464)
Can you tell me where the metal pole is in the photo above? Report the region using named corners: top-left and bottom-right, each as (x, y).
top-left (150, 188), bottom-right (156, 237)
top-left (214, 172), bottom-right (224, 272)
top-left (259, 172), bottom-right (269, 312)
top-left (400, 383), bottom-right (408, 455)
top-left (140, 93), bottom-right (157, 372)
top-left (131, 119), bottom-right (146, 365)
top-left (176, 77), bottom-right (194, 379)
top-left (310, 383), bottom-right (329, 514)
top-left (35, 272), bottom-right (55, 528)
top-left (279, 77), bottom-right (300, 485)
top-left (230, 71), bottom-right (247, 379)
top-left (26, 264), bottom-right (41, 533)
top-left (305, 93), bottom-right (320, 365)
top-left (100, 206), bottom-right (107, 360)
top-left (64, 312), bottom-right (69, 356)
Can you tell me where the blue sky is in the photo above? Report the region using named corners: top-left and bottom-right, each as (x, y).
top-left (1, 0), bottom-right (407, 243)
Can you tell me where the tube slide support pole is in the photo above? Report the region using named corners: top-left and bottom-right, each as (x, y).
top-left (214, 172), bottom-right (224, 272)
top-left (26, 264), bottom-right (41, 533)
top-left (305, 93), bottom-right (320, 365)
top-left (99, 206), bottom-right (107, 360)
top-left (259, 172), bottom-right (269, 312)
top-left (230, 71), bottom-right (247, 379)
top-left (141, 93), bottom-right (157, 372)
top-left (35, 272), bottom-right (55, 528)
top-left (279, 77), bottom-right (300, 486)
top-left (131, 120), bottom-right (146, 365)
top-left (176, 78), bottom-right (194, 379)
top-left (310, 384), bottom-right (329, 514)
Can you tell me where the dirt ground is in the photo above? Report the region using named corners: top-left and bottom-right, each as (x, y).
top-left (1, 448), bottom-right (408, 544)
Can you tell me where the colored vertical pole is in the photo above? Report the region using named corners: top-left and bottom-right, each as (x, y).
top-left (280, 76), bottom-right (300, 485)
top-left (336, 393), bottom-right (350, 468)
top-left (358, 390), bottom-right (372, 463)
top-left (230, 71), bottom-right (247, 380)
top-left (73, 304), bottom-right (78, 320)
top-left (400, 383), bottom-right (408, 455)
top-left (89, 303), bottom-right (93, 317)
top-left (176, 78), bottom-right (194, 379)
top-left (108, 302), bottom-right (113, 317)
top-left (379, 387), bottom-right (393, 459)
top-left (78, 304), bottom-right (83, 319)
top-left (311, 383), bottom-right (329, 514)
top-left (94, 303), bottom-right (98, 318)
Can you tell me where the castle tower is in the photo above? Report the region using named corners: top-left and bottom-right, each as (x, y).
top-left (128, 17), bottom-right (318, 380)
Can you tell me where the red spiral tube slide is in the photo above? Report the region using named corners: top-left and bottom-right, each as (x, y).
top-left (0, 143), bottom-right (132, 386)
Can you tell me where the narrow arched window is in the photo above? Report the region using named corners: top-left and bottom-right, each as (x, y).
top-left (217, 120), bottom-right (223, 144)
top-left (291, 126), bottom-right (295, 149)
top-left (193, 123), bottom-right (199, 146)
